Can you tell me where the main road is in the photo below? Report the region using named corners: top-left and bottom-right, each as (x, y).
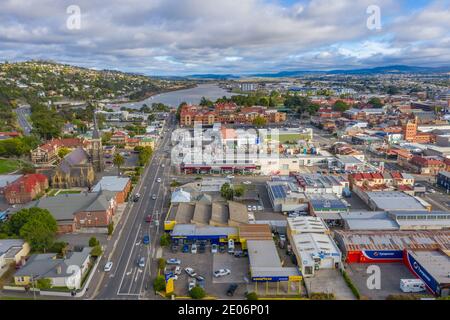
top-left (90, 114), bottom-right (176, 300)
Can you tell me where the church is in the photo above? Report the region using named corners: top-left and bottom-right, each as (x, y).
top-left (37, 114), bottom-right (104, 189)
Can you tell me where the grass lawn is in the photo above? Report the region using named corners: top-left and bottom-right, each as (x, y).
top-left (48, 189), bottom-right (82, 196)
top-left (0, 159), bottom-right (21, 174)
top-left (267, 133), bottom-right (302, 144)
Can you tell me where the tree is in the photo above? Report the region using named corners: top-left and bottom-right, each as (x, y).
top-left (36, 278), bottom-right (52, 289)
top-left (246, 292), bottom-right (258, 300)
top-left (160, 233), bottom-right (171, 247)
top-left (333, 100), bottom-right (350, 112)
top-left (153, 275), bottom-right (166, 292)
top-left (234, 185), bottom-right (245, 198)
top-left (200, 97), bottom-right (214, 107)
top-left (107, 222), bottom-right (114, 236)
top-left (158, 258), bottom-right (166, 271)
top-left (91, 245), bottom-right (103, 257)
top-left (113, 153), bottom-right (125, 174)
top-left (189, 286), bottom-right (206, 299)
top-left (20, 219), bottom-right (55, 252)
top-left (89, 237), bottom-right (100, 247)
top-left (220, 183), bottom-right (234, 200)
top-left (58, 147), bottom-right (71, 159)
top-left (8, 208), bottom-right (33, 235)
top-left (252, 116), bottom-right (267, 128)
top-left (368, 97), bottom-right (384, 108)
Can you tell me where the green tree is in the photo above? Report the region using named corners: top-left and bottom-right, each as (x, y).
top-left (36, 278), bottom-right (52, 289)
top-left (368, 97), bottom-right (384, 108)
top-left (160, 233), bottom-right (171, 247)
top-left (246, 292), bottom-right (258, 300)
top-left (200, 97), bottom-right (214, 107)
top-left (234, 185), bottom-right (245, 198)
top-left (8, 209), bottom-right (33, 235)
top-left (20, 219), bottom-right (56, 252)
top-left (220, 183), bottom-right (234, 200)
top-left (252, 116), bottom-right (267, 128)
top-left (91, 245), bottom-right (103, 257)
top-left (89, 237), bottom-right (99, 247)
top-left (107, 222), bottom-right (114, 236)
top-left (189, 286), bottom-right (206, 299)
top-left (113, 153), bottom-right (125, 174)
top-left (58, 147), bottom-right (71, 159)
top-left (333, 100), bottom-right (350, 112)
top-left (158, 258), bottom-right (166, 271)
top-left (153, 275), bottom-right (166, 292)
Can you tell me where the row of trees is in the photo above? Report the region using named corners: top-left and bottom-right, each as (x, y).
top-left (0, 135), bottom-right (40, 157)
top-left (135, 146), bottom-right (153, 166)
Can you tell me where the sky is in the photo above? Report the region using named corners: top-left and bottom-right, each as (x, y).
top-left (0, 0), bottom-right (449, 75)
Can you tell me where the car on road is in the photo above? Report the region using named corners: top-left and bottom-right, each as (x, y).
top-left (226, 175), bottom-right (235, 179)
top-left (191, 243), bottom-right (198, 254)
top-left (152, 194), bottom-right (157, 200)
top-left (143, 235), bottom-right (150, 245)
top-left (243, 181), bottom-right (252, 185)
top-left (138, 257), bottom-right (145, 268)
top-left (133, 193), bottom-right (140, 202)
top-left (104, 262), bottom-right (113, 272)
top-left (214, 268), bottom-right (231, 278)
top-left (145, 215), bottom-right (152, 223)
top-left (166, 258), bottom-right (181, 265)
top-left (161, 164), bottom-right (165, 168)
top-left (184, 267), bottom-right (197, 277)
top-left (157, 178), bottom-right (162, 183)
top-left (188, 278), bottom-right (196, 291)
top-left (226, 284), bottom-right (238, 296)
top-left (182, 244), bottom-right (190, 253)
top-left (211, 244), bottom-right (218, 254)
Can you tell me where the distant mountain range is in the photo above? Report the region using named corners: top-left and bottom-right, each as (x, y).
top-left (185, 65), bottom-right (450, 79)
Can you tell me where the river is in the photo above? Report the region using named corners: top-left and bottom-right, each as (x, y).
top-left (115, 83), bottom-right (237, 109)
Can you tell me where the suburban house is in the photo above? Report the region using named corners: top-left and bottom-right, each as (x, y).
top-left (25, 190), bottom-right (117, 233)
top-left (92, 176), bottom-right (131, 204)
top-left (3, 174), bottom-right (49, 205)
top-left (0, 240), bottom-right (30, 276)
top-left (14, 248), bottom-right (91, 290)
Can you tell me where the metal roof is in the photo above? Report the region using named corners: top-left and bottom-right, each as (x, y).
top-left (92, 176), bottom-right (130, 192)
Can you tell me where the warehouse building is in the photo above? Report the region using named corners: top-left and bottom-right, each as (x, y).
top-left (354, 190), bottom-right (431, 211)
top-left (308, 194), bottom-right (349, 226)
top-left (170, 224), bottom-right (238, 244)
top-left (266, 180), bottom-right (308, 213)
top-left (287, 217), bottom-right (341, 277)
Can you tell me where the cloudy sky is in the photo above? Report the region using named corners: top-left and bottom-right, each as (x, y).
top-left (1, 0), bottom-right (449, 75)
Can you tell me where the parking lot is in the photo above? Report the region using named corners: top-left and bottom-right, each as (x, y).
top-left (162, 243), bottom-right (250, 299)
top-left (346, 263), bottom-right (432, 300)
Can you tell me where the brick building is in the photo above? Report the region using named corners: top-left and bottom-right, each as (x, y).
top-left (4, 174), bottom-right (49, 204)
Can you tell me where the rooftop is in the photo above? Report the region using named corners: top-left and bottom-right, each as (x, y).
top-left (92, 176), bottom-right (130, 192)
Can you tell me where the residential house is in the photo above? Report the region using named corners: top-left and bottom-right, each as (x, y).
top-left (0, 240), bottom-right (30, 276)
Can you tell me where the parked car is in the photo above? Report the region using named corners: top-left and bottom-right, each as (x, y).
top-left (104, 262), bottom-right (113, 272)
top-left (188, 278), bottom-right (196, 291)
top-left (214, 268), bottom-right (231, 278)
top-left (219, 245), bottom-right (226, 253)
top-left (191, 243), bottom-right (198, 254)
top-left (174, 266), bottom-right (181, 275)
top-left (195, 275), bottom-right (205, 282)
top-left (197, 278), bottom-right (205, 289)
top-left (198, 244), bottom-right (206, 253)
top-left (185, 267), bottom-right (197, 277)
top-left (227, 284), bottom-right (238, 296)
top-left (243, 181), bottom-right (252, 185)
top-left (166, 258), bottom-right (181, 265)
top-left (226, 175), bottom-right (235, 179)
top-left (211, 244), bottom-right (218, 254)
top-left (257, 205), bottom-right (263, 211)
top-left (182, 244), bottom-right (190, 253)
top-left (247, 205), bottom-right (252, 211)
top-left (171, 244), bottom-right (179, 253)
top-left (252, 205), bottom-right (257, 211)
top-left (138, 257), bottom-right (145, 268)
top-left (143, 235), bottom-right (150, 245)
top-left (234, 250), bottom-right (248, 258)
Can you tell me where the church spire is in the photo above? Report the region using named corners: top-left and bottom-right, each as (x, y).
top-left (93, 108), bottom-right (100, 139)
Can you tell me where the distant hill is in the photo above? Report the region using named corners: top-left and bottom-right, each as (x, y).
top-left (186, 65), bottom-right (450, 79)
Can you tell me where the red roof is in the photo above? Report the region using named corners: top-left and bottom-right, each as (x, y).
top-left (4, 174), bottom-right (48, 194)
top-left (40, 138), bottom-right (83, 152)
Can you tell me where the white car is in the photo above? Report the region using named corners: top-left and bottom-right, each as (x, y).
top-left (214, 268), bottom-right (231, 278)
top-left (152, 194), bottom-right (157, 200)
top-left (161, 164), bottom-right (165, 168)
top-left (257, 205), bottom-right (263, 211)
top-left (185, 267), bottom-right (197, 277)
top-left (247, 205), bottom-right (252, 211)
top-left (169, 274), bottom-right (178, 281)
top-left (188, 278), bottom-right (196, 291)
top-left (157, 178), bottom-right (162, 183)
top-left (174, 266), bottom-right (181, 275)
top-left (252, 205), bottom-right (257, 211)
top-left (243, 181), bottom-right (252, 185)
top-left (226, 175), bottom-right (235, 179)
top-left (104, 262), bottom-right (113, 272)
top-left (211, 244), bottom-right (218, 254)
top-left (166, 258), bottom-right (181, 265)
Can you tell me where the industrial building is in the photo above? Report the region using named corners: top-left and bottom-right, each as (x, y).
top-left (307, 194), bottom-right (349, 226)
top-left (354, 190), bottom-right (431, 211)
top-left (266, 180), bottom-right (308, 213)
top-left (293, 174), bottom-right (349, 197)
top-left (170, 224), bottom-right (238, 244)
top-left (287, 217), bottom-right (341, 277)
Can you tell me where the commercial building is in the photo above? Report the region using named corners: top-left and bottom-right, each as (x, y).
top-left (287, 217), bottom-right (341, 277)
top-left (293, 174), bottom-right (349, 197)
top-left (170, 224), bottom-right (238, 244)
top-left (341, 211), bottom-right (450, 231)
top-left (308, 194), bottom-right (349, 226)
top-left (437, 171), bottom-right (450, 193)
top-left (247, 240), bottom-right (301, 285)
top-left (267, 180), bottom-right (308, 213)
top-left (354, 190), bottom-right (431, 211)
top-left (92, 176), bottom-right (131, 204)
top-left (4, 174), bottom-right (49, 205)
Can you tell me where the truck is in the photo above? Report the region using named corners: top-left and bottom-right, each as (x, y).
top-left (400, 279), bottom-right (426, 293)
